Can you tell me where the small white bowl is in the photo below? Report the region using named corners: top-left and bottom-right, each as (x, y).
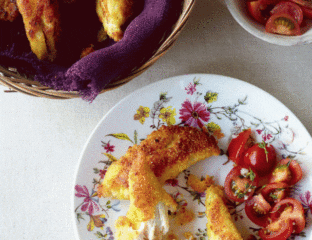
top-left (225, 0), bottom-right (312, 46)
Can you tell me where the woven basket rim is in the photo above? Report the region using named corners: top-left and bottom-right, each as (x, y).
top-left (0, 0), bottom-right (195, 99)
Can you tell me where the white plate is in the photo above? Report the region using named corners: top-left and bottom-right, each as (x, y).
top-left (73, 74), bottom-right (312, 240)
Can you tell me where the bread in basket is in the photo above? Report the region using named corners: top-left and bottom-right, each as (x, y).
top-left (0, 0), bottom-right (195, 100)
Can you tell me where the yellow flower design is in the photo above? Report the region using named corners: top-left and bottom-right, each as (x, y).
top-left (87, 214), bottom-right (106, 231)
top-left (206, 122), bottom-right (224, 139)
top-left (159, 106), bottom-right (176, 125)
top-left (204, 92), bottom-right (218, 103)
top-left (134, 106), bottom-right (150, 124)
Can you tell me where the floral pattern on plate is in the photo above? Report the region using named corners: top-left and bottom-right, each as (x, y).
top-left (74, 74), bottom-right (312, 240)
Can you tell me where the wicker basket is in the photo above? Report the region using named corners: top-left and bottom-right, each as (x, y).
top-left (0, 0), bottom-right (195, 99)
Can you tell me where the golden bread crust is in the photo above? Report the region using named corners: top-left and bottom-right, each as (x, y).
top-left (97, 125), bottom-right (220, 200)
top-left (16, 0), bottom-right (60, 61)
top-left (127, 151), bottom-right (178, 222)
top-left (0, 0), bottom-right (19, 21)
top-left (205, 185), bottom-right (243, 240)
top-left (96, 0), bottom-right (135, 41)
top-left (114, 151), bottom-right (177, 239)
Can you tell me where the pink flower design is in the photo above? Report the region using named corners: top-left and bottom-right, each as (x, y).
top-left (300, 191), bottom-right (312, 213)
top-left (75, 185), bottom-right (100, 215)
top-left (99, 169), bottom-right (107, 179)
top-left (104, 142), bottom-right (115, 153)
top-left (185, 83), bottom-right (196, 95)
top-left (179, 99), bottom-right (210, 128)
top-left (263, 134), bottom-right (273, 142)
top-left (256, 129), bottom-right (263, 134)
top-left (284, 116), bottom-right (289, 121)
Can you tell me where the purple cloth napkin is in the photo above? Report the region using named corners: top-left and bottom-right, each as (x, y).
top-left (0, 0), bottom-right (182, 101)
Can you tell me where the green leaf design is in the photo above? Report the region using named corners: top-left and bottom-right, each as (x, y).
top-left (102, 153), bottom-right (118, 162)
top-left (95, 231), bottom-right (106, 238)
top-left (238, 96), bottom-right (247, 105)
top-left (134, 130), bottom-right (138, 145)
top-left (76, 213), bottom-right (84, 223)
top-left (106, 133), bottom-right (134, 144)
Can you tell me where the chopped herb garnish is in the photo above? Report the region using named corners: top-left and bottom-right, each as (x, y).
top-left (247, 169), bottom-right (256, 181)
top-left (286, 160), bottom-right (292, 167)
top-left (237, 193), bottom-right (245, 199)
top-left (258, 141), bottom-right (269, 162)
top-left (269, 193), bottom-right (278, 200)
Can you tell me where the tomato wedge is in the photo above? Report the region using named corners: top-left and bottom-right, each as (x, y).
top-left (270, 1), bottom-right (304, 25)
top-left (290, 0), bottom-right (312, 19)
top-left (227, 128), bottom-right (253, 166)
top-left (301, 5), bottom-right (312, 18)
top-left (243, 142), bottom-right (277, 177)
top-left (270, 158), bottom-right (303, 185)
top-left (261, 182), bottom-right (290, 204)
top-left (258, 218), bottom-right (293, 240)
top-left (265, 12), bottom-right (301, 35)
top-left (291, 0), bottom-right (312, 9)
top-left (224, 166), bottom-right (259, 203)
top-left (247, 0), bottom-right (282, 24)
top-left (245, 194), bottom-right (271, 227)
top-left (270, 198), bottom-right (306, 234)
top-left (247, 0), bottom-right (271, 24)
top-left (280, 158), bottom-right (303, 185)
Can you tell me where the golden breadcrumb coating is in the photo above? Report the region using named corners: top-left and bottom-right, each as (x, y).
top-left (0, 0), bottom-right (19, 21)
top-left (97, 125), bottom-right (220, 200)
top-left (96, 0), bottom-right (135, 41)
top-left (114, 151), bottom-right (177, 239)
top-left (114, 216), bottom-right (141, 240)
top-left (127, 152), bottom-right (178, 223)
top-left (16, 0), bottom-right (60, 61)
top-left (187, 174), bottom-right (214, 193)
top-left (205, 185), bottom-right (243, 240)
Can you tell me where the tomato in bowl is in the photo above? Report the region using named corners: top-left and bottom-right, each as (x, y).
top-left (225, 0), bottom-right (312, 45)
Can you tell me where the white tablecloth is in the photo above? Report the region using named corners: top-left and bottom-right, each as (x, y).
top-left (1, 0), bottom-right (311, 239)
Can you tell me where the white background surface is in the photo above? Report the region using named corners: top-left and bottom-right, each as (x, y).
top-left (0, 0), bottom-right (312, 239)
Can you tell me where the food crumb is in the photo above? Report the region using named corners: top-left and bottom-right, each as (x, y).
top-left (166, 233), bottom-right (178, 240)
top-left (175, 206), bottom-right (195, 226)
top-left (80, 44), bottom-right (95, 58)
top-left (187, 174), bottom-right (214, 193)
top-left (183, 232), bottom-right (196, 240)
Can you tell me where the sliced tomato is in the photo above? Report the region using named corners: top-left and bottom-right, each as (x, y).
top-left (270, 158), bottom-right (303, 185)
top-left (243, 142), bottom-right (277, 177)
top-left (258, 218), bottom-right (293, 240)
top-left (245, 194), bottom-right (271, 227)
top-left (261, 182), bottom-right (290, 204)
top-left (269, 161), bottom-right (292, 183)
top-left (227, 128), bottom-right (253, 166)
top-left (301, 5), bottom-right (312, 18)
top-left (265, 12), bottom-right (301, 35)
top-left (224, 166), bottom-right (259, 203)
top-left (290, 0), bottom-right (312, 9)
top-left (247, 0), bottom-right (269, 24)
top-left (247, 0), bottom-right (280, 24)
top-left (280, 158), bottom-right (303, 185)
top-left (290, 0), bottom-right (312, 19)
top-left (270, 1), bottom-right (304, 25)
top-left (270, 198), bottom-right (306, 234)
